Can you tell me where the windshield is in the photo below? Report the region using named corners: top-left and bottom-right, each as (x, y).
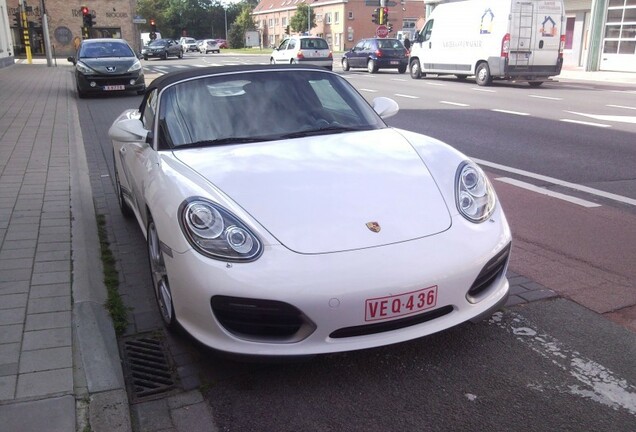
top-left (79, 42), bottom-right (134, 58)
top-left (156, 69), bottom-right (385, 149)
top-left (149, 40), bottom-right (168, 47)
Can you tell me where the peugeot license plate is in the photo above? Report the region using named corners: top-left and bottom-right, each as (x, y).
top-left (104, 85), bottom-right (125, 91)
top-left (365, 286), bottom-right (438, 322)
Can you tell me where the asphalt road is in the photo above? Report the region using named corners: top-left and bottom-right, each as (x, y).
top-left (75, 58), bottom-right (636, 431)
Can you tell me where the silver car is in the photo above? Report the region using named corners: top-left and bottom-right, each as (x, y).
top-left (270, 36), bottom-right (333, 70)
top-left (198, 39), bottom-right (220, 54)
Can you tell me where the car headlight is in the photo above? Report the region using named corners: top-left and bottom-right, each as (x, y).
top-left (127, 59), bottom-right (142, 72)
top-left (76, 61), bottom-right (96, 75)
top-left (455, 161), bottom-right (496, 223)
top-left (179, 198), bottom-right (262, 261)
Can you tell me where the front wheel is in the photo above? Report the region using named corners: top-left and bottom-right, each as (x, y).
top-left (528, 81), bottom-right (543, 87)
top-left (178, 50), bottom-right (183, 59)
top-left (342, 58), bottom-right (350, 71)
top-left (398, 65), bottom-right (407, 74)
top-left (148, 220), bottom-right (177, 329)
top-left (367, 59), bottom-right (378, 74)
top-left (270, 57), bottom-right (276, 64)
top-left (475, 62), bottom-right (492, 86)
top-left (409, 59), bottom-right (422, 79)
top-left (113, 151), bottom-right (134, 218)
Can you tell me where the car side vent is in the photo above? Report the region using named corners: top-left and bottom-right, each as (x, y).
top-left (467, 243), bottom-right (511, 299)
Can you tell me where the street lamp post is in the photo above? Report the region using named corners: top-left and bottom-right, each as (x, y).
top-left (224, 7), bottom-right (228, 41)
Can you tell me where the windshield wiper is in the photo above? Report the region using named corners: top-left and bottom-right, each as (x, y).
top-left (174, 136), bottom-right (276, 149)
top-left (280, 125), bottom-right (367, 139)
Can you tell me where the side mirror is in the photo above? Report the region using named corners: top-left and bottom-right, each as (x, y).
top-left (67, 56), bottom-right (76, 64)
top-left (108, 118), bottom-right (149, 143)
top-left (372, 97), bottom-right (399, 119)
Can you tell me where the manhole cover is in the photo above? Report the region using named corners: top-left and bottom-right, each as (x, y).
top-left (120, 333), bottom-right (178, 403)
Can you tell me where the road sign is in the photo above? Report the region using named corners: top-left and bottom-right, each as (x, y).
top-left (376, 25), bottom-right (389, 38)
top-left (133, 17), bottom-right (146, 24)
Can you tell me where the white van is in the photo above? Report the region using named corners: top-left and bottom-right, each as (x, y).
top-left (409, 0), bottom-right (565, 86)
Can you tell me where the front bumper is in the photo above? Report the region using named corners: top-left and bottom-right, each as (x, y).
top-left (76, 71), bottom-right (145, 94)
top-left (162, 210), bottom-right (512, 356)
top-left (142, 50), bottom-right (167, 58)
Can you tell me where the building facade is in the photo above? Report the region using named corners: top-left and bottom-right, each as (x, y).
top-left (252, 0), bottom-right (636, 72)
top-left (3, 0), bottom-right (139, 65)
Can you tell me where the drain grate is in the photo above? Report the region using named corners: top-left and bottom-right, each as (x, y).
top-left (120, 334), bottom-right (178, 403)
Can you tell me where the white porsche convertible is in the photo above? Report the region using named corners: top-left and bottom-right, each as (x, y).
top-left (109, 65), bottom-right (512, 356)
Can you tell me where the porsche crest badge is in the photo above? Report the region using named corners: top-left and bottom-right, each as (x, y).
top-left (366, 222), bottom-right (381, 233)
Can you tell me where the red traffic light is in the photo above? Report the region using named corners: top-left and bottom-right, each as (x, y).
top-left (150, 18), bottom-right (155, 26)
top-left (81, 6), bottom-right (89, 16)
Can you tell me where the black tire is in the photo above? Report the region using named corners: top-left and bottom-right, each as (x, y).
top-left (178, 50), bottom-right (183, 59)
top-left (215, 50), bottom-right (220, 54)
top-left (136, 87), bottom-right (146, 95)
top-left (367, 59), bottom-right (378, 74)
top-left (270, 58), bottom-right (276, 64)
top-left (113, 151), bottom-right (134, 218)
top-left (398, 65), bottom-right (407, 74)
top-left (325, 66), bottom-right (333, 71)
top-left (77, 87), bottom-right (86, 99)
top-left (342, 58), bottom-right (350, 71)
top-left (528, 81), bottom-right (543, 87)
top-left (455, 74), bottom-right (468, 80)
top-left (161, 52), bottom-right (167, 60)
top-left (475, 62), bottom-right (492, 86)
top-left (409, 59), bottom-right (422, 79)
top-left (143, 55), bottom-right (148, 61)
top-left (148, 219), bottom-right (177, 329)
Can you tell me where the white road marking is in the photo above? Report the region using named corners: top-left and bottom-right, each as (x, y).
top-left (495, 177), bottom-right (601, 207)
top-left (391, 78), bottom-right (408, 82)
top-left (560, 119), bottom-right (611, 128)
top-left (394, 93), bottom-right (419, 99)
top-left (491, 109), bottom-right (530, 116)
top-left (529, 95), bottom-right (563, 100)
top-left (472, 88), bottom-right (496, 93)
top-left (359, 88), bottom-right (378, 93)
top-left (474, 158), bottom-right (636, 207)
top-left (606, 104), bottom-right (636, 110)
top-left (425, 82), bottom-right (445, 86)
top-left (489, 312), bottom-right (636, 415)
top-left (566, 110), bottom-right (636, 124)
top-left (610, 90), bottom-right (636, 94)
top-left (440, 101), bottom-right (470, 107)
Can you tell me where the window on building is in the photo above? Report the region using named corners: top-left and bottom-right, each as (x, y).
top-left (325, 13), bottom-right (332, 24)
top-left (282, 17), bottom-right (287, 26)
top-left (335, 12), bottom-right (339, 24)
top-left (565, 17), bottom-right (575, 50)
top-left (348, 11), bottom-right (354, 20)
top-left (269, 19), bottom-right (273, 28)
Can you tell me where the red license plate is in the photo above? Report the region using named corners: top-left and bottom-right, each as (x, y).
top-left (365, 286), bottom-right (438, 322)
top-left (104, 85), bottom-right (125, 91)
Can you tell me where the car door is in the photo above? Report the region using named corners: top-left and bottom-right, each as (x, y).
top-left (350, 40), bottom-right (366, 68)
top-left (272, 39), bottom-right (290, 64)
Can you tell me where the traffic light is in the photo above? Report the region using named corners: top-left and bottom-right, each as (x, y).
top-left (150, 19), bottom-right (157, 40)
top-left (12, 11), bottom-right (21, 28)
top-left (372, 8), bottom-right (379, 24)
top-left (81, 6), bottom-right (93, 28)
top-left (285, 25), bottom-right (290, 35)
top-left (383, 8), bottom-right (389, 25)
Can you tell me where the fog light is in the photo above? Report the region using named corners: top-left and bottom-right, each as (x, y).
top-left (129, 79), bottom-right (136, 85)
top-left (89, 82), bottom-right (96, 88)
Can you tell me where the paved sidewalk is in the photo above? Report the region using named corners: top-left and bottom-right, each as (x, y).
top-left (0, 63), bottom-right (131, 431)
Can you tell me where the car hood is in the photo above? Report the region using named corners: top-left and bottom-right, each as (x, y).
top-left (173, 129), bottom-right (452, 254)
top-left (79, 57), bottom-right (138, 73)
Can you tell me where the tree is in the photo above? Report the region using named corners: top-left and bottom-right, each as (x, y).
top-left (290, 4), bottom-right (316, 34)
top-left (228, 4), bottom-right (257, 48)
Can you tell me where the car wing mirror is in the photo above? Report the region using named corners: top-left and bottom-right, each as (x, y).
top-left (67, 56), bottom-right (76, 64)
top-left (108, 118), bottom-right (150, 144)
top-left (372, 97), bottom-right (399, 119)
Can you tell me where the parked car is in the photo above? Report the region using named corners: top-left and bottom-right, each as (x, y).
top-left (216, 39), bottom-right (228, 49)
top-left (342, 38), bottom-right (409, 74)
top-left (108, 64), bottom-right (511, 356)
top-left (67, 38), bottom-right (145, 98)
top-left (142, 39), bottom-right (183, 60)
top-left (270, 36), bottom-right (333, 70)
top-left (179, 37), bottom-right (198, 53)
top-left (199, 39), bottom-right (220, 54)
